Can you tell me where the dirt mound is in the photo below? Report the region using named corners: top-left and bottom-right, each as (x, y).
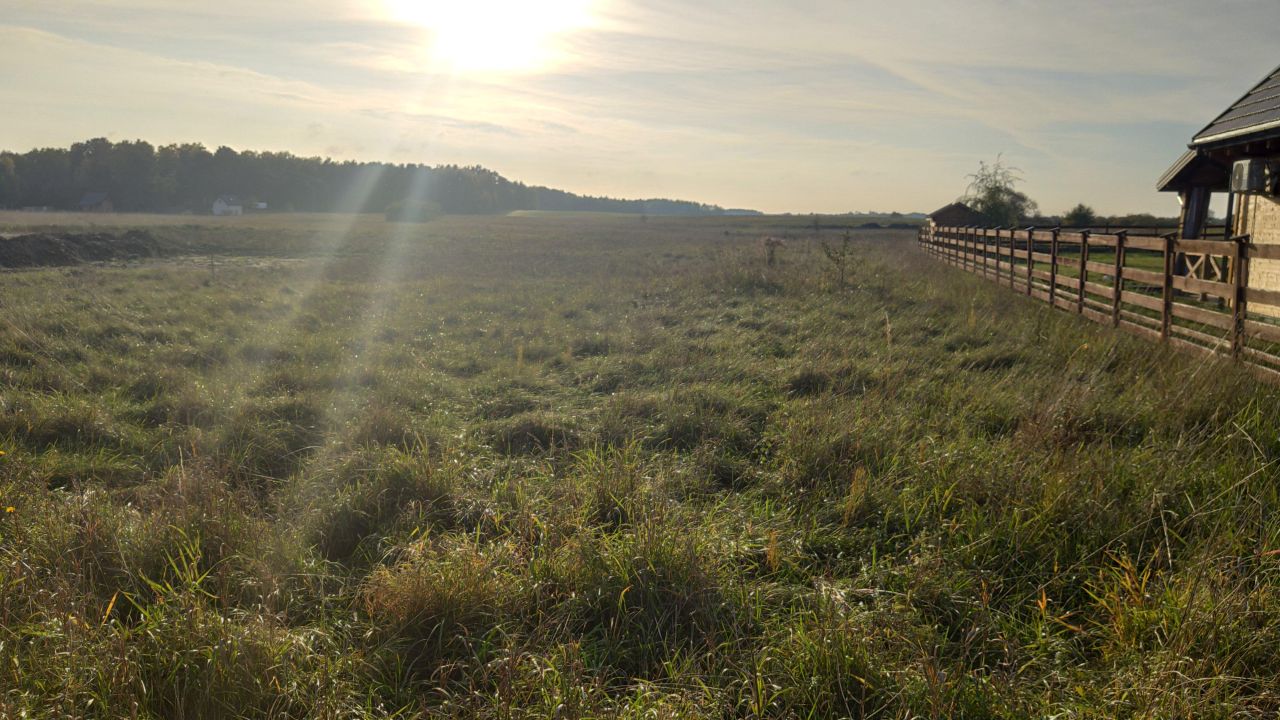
top-left (0, 230), bottom-right (165, 268)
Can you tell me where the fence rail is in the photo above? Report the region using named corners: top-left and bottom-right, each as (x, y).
top-left (917, 225), bottom-right (1280, 383)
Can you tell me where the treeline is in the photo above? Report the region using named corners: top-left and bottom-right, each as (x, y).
top-left (0, 138), bottom-right (730, 216)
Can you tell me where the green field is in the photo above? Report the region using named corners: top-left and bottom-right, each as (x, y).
top-left (2, 212), bottom-right (1279, 718)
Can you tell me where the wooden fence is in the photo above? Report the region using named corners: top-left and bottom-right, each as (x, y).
top-left (917, 225), bottom-right (1280, 382)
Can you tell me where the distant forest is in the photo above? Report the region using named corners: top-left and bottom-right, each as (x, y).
top-left (0, 138), bottom-right (745, 216)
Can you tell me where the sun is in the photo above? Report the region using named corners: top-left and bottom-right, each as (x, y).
top-left (383, 0), bottom-right (595, 73)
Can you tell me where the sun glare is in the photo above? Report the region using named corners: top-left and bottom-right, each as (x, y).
top-left (384, 0), bottom-right (594, 72)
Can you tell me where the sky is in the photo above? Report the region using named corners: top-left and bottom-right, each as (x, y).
top-left (2, 0), bottom-right (1278, 215)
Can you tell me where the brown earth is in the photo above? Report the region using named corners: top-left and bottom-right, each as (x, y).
top-left (0, 230), bottom-right (171, 268)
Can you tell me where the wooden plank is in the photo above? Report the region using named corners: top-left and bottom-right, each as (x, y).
top-left (1058, 231), bottom-right (1087, 244)
top-left (1057, 256), bottom-right (1081, 268)
top-left (1031, 268), bottom-right (1053, 283)
top-left (1053, 296), bottom-right (1077, 312)
top-left (1170, 302), bottom-right (1233, 330)
top-left (1083, 280), bottom-right (1115, 298)
top-left (1054, 272), bottom-right (1080, 288)
top-left (1243, 359), bottom-right (1280, 384)
top-left (1171, 322), bottom-right (1229, 348)
top-left (1089, 234), bottom-right (1120, 248)
top-left (1167, 335), bottom-right (1220, 359)
top-left (1176, 238), bottom-right (1236, 255)
top-left (1242, 345), bottom-right (1280, 369)
top-left (1122, 291), bottom-right (1163, 312)
top-left (1032, 230), bottom-right (1056, 242)
top-left (1124, 236), bottom-right (1166, 251)
top-left (1030, 288), bottom-right (1052, 303)
top-left (1247, 243), bottom-right (1280, 260)
top-left (1242, 344), bottom-right (1280, 364)
top-left (1118, 318), bottom-right (1162, 341)
top-left (1081, 306), bottom-right (1111, 324)
top-left (1085, 260), bottom-right (1116, 275)
top-left (1120, 309), bottom-right (1161, 329)
top-left (1173, 275), bottom-right (1233, 299)
top-left (1247, 287), bottom-right (1280, 307)
top-left (1083, 297), bottom-right (1112, 314)
top-left (1244, 319), bottom-right (1280, 345)
top-left (1031, 251), bottom-right (1055, 264)
top-left (1123, 267), bottom-right (1165, 286)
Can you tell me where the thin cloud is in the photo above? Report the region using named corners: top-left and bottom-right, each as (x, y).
top-left (3, 1), bottom-right (1279, 214)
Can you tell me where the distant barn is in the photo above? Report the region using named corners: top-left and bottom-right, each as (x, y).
top-left (928, 202), bottom-right (984, 228)
top-left (78, 192), bottom-right (113, 213)
top-left (213, 195), bottom-right (244, 216)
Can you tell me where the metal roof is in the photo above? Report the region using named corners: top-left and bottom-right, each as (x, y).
top-left (1192, 64), bottom-right (1280, 147)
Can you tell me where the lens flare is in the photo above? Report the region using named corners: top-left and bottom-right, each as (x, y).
top-left (384, 0), bottom-right (594, 72)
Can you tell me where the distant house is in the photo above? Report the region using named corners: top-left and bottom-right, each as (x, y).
top-left (1157, 63), bottom-right (1280, 303)
top-left (78, 192), bottom-right (113, 213)
top-left (212, 195), bottom-right (244, 216)
top-left (928, 202), bottom-right (984, 228)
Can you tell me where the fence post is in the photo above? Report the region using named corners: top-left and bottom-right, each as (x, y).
top-left (1077, 230), bottom-right (1090, 315)
top-left (1112, 231), bottom-right (1127, 327)
top-left (1025, 227), bottom-right (1034, 296)
top-left (990, 228), bottom-right (998, 281)
top-left (1008, 229), bottom-right (1016, 290)
top-left (997, 229), bottom-right (1004, 281)
top-left (1233, 235), bottom-right (1250, 360)
top-left (978, 226), bottom-right (984, 276)
top-left (982, 228), bottom-right (991, 279)
top-left (994, 229), bottom-right (1001, 281)
top-left (1161, 233), bottom-right (1175, 342)
top-left (1048, 227), bottom-right (1059, 308)
top-left (969, 226), bottom-right (977, 274)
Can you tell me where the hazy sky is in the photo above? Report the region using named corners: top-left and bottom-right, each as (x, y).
top-left (2, 0), bottom-right (1278, 214)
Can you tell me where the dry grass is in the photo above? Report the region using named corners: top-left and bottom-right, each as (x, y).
top-left (0, 212), bottom-right (1278, 718)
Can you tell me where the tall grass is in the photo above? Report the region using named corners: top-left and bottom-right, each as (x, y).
top-left (0, 214), bottom-right (1278, 717)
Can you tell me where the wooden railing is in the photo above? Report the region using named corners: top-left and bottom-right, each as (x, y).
top-left (917, 225), bottom-right (1280, 382)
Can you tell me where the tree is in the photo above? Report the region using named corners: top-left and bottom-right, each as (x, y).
top-left (1063, 203), bottom-right (1097, 227)
top-left (0, 154), bottom-right (20, 208)
top-left (960, 156), bottom-right (1038, 226)
top-left (109, 140), bottom-right (156, 211)
top-left (0, 137), bottom-right (735, 216)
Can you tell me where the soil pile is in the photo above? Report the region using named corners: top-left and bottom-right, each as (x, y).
top-left (0, 230), bottom-right (167, 268)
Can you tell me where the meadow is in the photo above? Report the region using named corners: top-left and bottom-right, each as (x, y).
top-left (1, 211), bottom-right (1279, 718)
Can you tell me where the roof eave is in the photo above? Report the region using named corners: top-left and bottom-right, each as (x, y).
top-left (1157, 150), bottom-right (1199, 192)
top-left (1189, 62), bottom-right (1280, 145)
top-left (1192, 118), bottom-right (1280, 149)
